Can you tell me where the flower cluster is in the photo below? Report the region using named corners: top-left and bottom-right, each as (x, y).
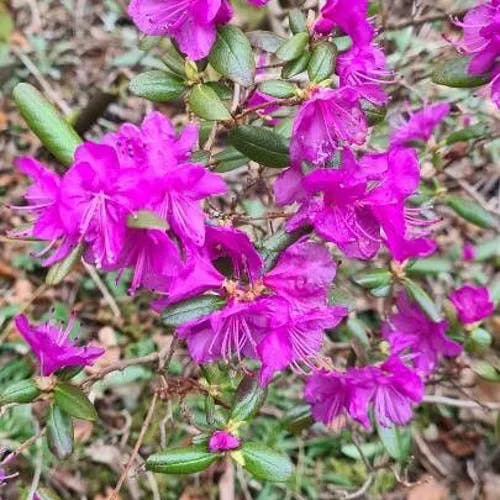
top-left (12, 112), bottom-right (227, 294)
top-left (128, 0), bottom-right (270, 60)
top-left (455, 0), bottom-right (500, 107)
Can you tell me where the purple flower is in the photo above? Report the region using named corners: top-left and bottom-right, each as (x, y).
top-left (382, 292), bottom-right (462, 376)
top-left (246, 90), bottom-right (280, 124)
top-left (10, 157), bottom-right (79, 266)
top-left (290, 87), bottom-right (367, 167)
top-left (128, 0), bottom-right (233, 60)
top-left (361, 355), bottom-right (424, 428)
top-left (287, 149), bottom-right (381, 259)
top-left (305, 356), bottom-right (424, 429)
top-left (462, 243), bottom-right (476, 261)
top-left (59, 142), bottom-right (150, 268)
top-left (14, 314), bottom-right (104, 376)
top-left (314, 0), bottom-right (375, 47)
top-left (449, 284), bottom-right (495, 324)
top-left (208, 430), bottom-right (241, 452)
top-left (274, 165), bottom-right (307, 206)
top-left (246, 0), bottom-right (270, 5)
top-left (337, 43), bottom-right (392, 104)
top-left (391, 103), bottom-right (450, 146)
top-left (455, 0), bottom-right (500, 75)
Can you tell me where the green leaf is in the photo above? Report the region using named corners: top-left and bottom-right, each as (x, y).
top-left (229, 125), bottom-right (289, 168)
top-left (282, 405), bottom-right (313, 434)
top-left (162, 295), bottom-right (226, 327)
top-left (402, 278), bottom-right (441, 322)
top-left (129, 70), bottom-right (185, 102)
top-left (0, 378), bottom-right (41, 405)
top-left (281, 51), bottom-right (311, 79)
top-left (258, 80), bottom-right (296, 98)
top-left (231, 375), bottom-right (267, 421)
top-left (276, 32), bottom-right (309, 62)
top-left (239, 442), bottom-right (293, 482)
top-left (188, 84), bottom-right (232, 121)
top-left (209, 25), bottom-right (255, 86)
top-left (308, 42), bottom-right (337, 83)
top-left (260, 227), bottom-right (311, 268)
top-left (445, 123), bottom-right (490, 145)
top-left (54, 382), bottom-right (97, 421)
top-left (146, 445), bottom-right (218, 474)
top-left (0, 2), bottom-right (13, 42)
top-left (470, 360), bottom-right (500, 382)
top-left (248, 31), bottom-right (286, 54)
top-left (288, 9), bottom-right (307, 34)
top-left (45, 243), bottom-right (84, 286)
top-left (467, 327), bottom-right (492, 352)
top-left (406, 257), bottom-right (453, 275)
top-left (127, 210), bottom-right (168, 230)
top-left (346, 317), bottom-right (370, 347)
top-left (47, 404), bottom-right (74, 459)
top-left (352, 269), bottom-right (392, 289)
top-left (376, 423), bottom-right (411, 462)
top-left (432, 58), bottom-right (491, 88)
top-left (361, 100), bottom-right (386, 126)
top-left (213, 146), bottom-right (249, 173)
top-left (341, 441), bottom-right (384, 460)
top-left (13, 83), bottom-right (82, 165)
top-left (446, 196), bottom-right (496, 229)
top-left (161, 44), bottom-right (187, 77)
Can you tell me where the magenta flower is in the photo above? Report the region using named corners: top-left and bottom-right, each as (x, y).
top-left (246, 0), bottom-right (270, 5)
top-left (455, 0), bottom-right (500, 75)
top-left (304, 370), bottom-right (353, 430)
top-left (382, 292), bottom-right (462, 376)
top-left (14, 314), bottom-right (104, 376)
top-left (128, 0), bottom-right (233, 60)
top-left (391, 103), bottom-right (450, 146)
top-left (290, 87), bottom-right (367, 167)
top-left (361, 355), bottom-right (424, 428)
top-left (59, 142), bottom-right (150, 268)
top-left (247, 90), bottom-right (280, 124)
top-left (287, 149), bottom-right (381, 259)
top-left (337, 43), bottom-right (392, 104)
top-left (462, 243), bottom-right (476, 261)
top-left (314, 0), bottom-right (374, 47)
top-left (208, 430), bottom-right (241, 452)
top-left (274, 165), bottom-right (307, 206)
top-left (10, 157), bottom-right (79, 266)
top-left (449, 284), bottom-right (495, 324)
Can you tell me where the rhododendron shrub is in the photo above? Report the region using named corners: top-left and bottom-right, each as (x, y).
top-left (2, 0), bottom-right (498, 497)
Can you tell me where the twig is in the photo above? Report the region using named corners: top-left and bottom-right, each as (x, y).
top-left (1, 428), bottom-right (46, 466)
top-left (108, 392), bottom-right (159, 500)
top-left (27, 423), bottom-right (43, 500)
top-left (384, 9), bottom-right (468, 31)
top-left (81, 260), bottom-right (122, 319)
top-left (412, 430), bottom-right (448, 476)
top-left (234, 97), bottom-right (301, 121)
top-left (422, 394), bottom-right (500, 411)
top-left (342, 473), bottom-right (374, 499)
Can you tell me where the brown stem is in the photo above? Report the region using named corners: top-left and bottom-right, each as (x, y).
top-left (384, 9), bottom-right (467, 31)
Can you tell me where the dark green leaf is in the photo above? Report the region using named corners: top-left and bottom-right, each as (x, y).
top-left (260, 227), bottom-right (311, 268)
top-left (127, 210), bottom-right (168, 230)
top-left (188, 84), bottom-right (232, 121)
top-left (228, 125), bottom-right (289, 168)
top-left (13, 83), bottom-right (82, 165)
top-left (376, 423), bottom-right (411, 462)
top-left (276, 33), bottom-right (309, 62)
top-left (209, 25), bottom-right (255, 86)
top-left (240, 442), bottom-right (293, 482)
top-left (281, 51), bottom-right (311, 79)
top-left (288, 9), bottom-right (307, 34)
top-left (47, 404), bottom-right (74, 459)
top-left (447, 196), bottom-right (496, 228)
top-left (308, 42), bottom-right (337, 83)
top-left (346, 317), bottom-right (370, 347)
top-left (248, 31), bottom-right (286, 53)
top-left (282, 405), bottom-right (313, 434)
top-left (432, 58), bottom-right (491, 88)
top-left (341, 441), bottom-right (384, 460)
top-left (258, 80), bottom-right (296, 98)
top-left (403, 278), bottom-right (441, 322)
top-left (205, 81), bottom-right (233, 101)
top-left (161, 45), bottom-right (187, 77)
top-left (0, 378), bottom-right (41, 405)
top-left (213, 147), bottom-right (249, 173)
top-left (45, 243), bottom-right (84, 286)
top-left (231, 375), bottom-right (267, 421)
top-left (361, 100), bottom-right (386, 126)
top-left (162, 295), bottom-right (226, 327)
top-left (352, 269), bottom-right (392, 289)
top-left (129, 70), bottom-right (185, 102)
top-left (54, 382), bottom-right (97, 421)
top-left (470, 360), bottom-right (500, 382)
top-left (445, 123), bottom-right (490, 145)
top-left (147, 445), bottom-right (218, 474)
